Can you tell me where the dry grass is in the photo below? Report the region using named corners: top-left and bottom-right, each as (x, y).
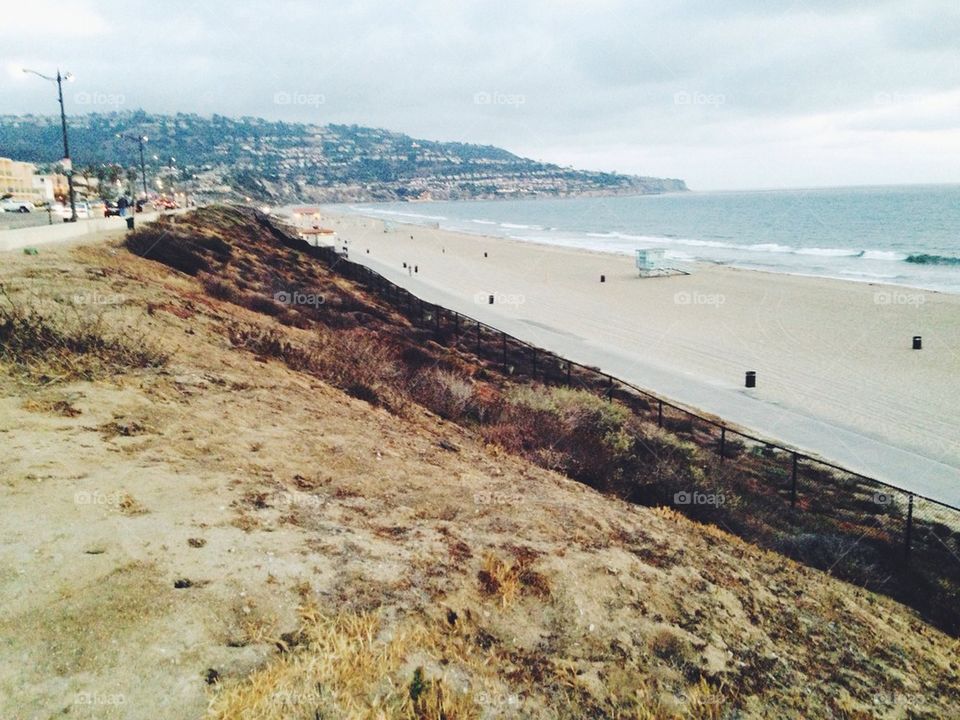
top-left (207, 605), bottom-right (480, 720)
top-left (477, 553), bottom-right (522, 607)
top-left (410, 369), bottom-right (477, 420)
top-left (206, 601), bottom-right (740, 720)
top-left (225, 321), bottom-right (407, 411)
top-left (145, 207), bottom-right (960, 638)
top-left (0, 283), bottom-right (166, 383)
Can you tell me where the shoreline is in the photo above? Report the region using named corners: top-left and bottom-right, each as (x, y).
top-left (299, 207), bottom-right (960, 501)
top-left (327, 200), bottom-right (960, 295)
top-left (335, 207), bottom-right (953, 297)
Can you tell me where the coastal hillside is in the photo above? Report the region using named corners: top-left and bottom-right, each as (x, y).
top-left (0, 111), bottom-right (687, 203)
top-left (1, 208), bottom-right (957, 719)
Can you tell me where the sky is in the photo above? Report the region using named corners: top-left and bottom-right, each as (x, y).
top-left (2, 0), bottom-right (959, 190)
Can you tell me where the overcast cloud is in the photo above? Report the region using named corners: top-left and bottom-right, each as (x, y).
top-left (2, 0), bottom-right (959, 189)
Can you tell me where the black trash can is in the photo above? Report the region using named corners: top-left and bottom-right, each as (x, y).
top-left (913, 336), bottom-right (922, 350)
top-left (125, 217), bottom-right (135, 230)
top-left (745, 371), bottom-right (756, 388)
top-left (600, 275), bottom-right (606, 283)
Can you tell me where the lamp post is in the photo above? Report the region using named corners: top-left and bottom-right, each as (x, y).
top-left (117, 133), bottom-right (149, 201)
top-left (22, 68), bottom-right (77, 222)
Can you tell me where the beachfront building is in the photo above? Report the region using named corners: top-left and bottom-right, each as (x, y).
top-left (0, 157), bottom-right (45, 204)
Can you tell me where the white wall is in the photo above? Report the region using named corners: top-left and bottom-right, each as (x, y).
top-left (0, 212), bottom-right (162, 252)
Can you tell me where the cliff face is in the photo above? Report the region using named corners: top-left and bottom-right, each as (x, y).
top-left (2, 208), bottom-right (955, 720)
top-left (0, 112), bottom-right (688, 203)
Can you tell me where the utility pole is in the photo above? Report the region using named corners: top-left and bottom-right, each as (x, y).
top-left (23, 68), bottom-right (77, 222)
top-left (138, 137), bottom-right (147, 198)
top-left (117, 133), bottom-right (149, 201)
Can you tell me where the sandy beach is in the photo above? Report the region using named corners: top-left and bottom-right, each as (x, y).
top-left (310, 210), bottom-right (960, 499)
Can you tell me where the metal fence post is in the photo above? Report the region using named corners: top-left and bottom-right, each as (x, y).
top-left (454, 312), bottom-right (459, 337)
top-left (657, 400), bottom-right (663, 427)
top-left (606, 375), bottom-right (613, 402)
top-left (566, 362), bottom-right (571, 386)
top-left (790, 453), bottom-right (798, 508)
top-left (435, 305), bottom-right (441, 333)
top-left (904, 494), bottom-right (914, 559)
top-left (719, 427), bottom-right (726, 461)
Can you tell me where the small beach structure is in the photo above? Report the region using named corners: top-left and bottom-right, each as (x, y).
top-left (298, 227), bottom-right (338, 247)
top-left (291, 206), bottom-right (322, 224)
top-left (635, 248), bottom-right (686, 278)
top-left (635, 248), bottom-right (665, 274)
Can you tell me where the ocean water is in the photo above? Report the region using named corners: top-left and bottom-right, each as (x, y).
top-left (345, 185), bottom-right (960, 293)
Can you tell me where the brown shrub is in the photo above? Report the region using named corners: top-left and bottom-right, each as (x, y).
top-left (410, 369), bottom-right (476, 420)
top-left (0, 285), bottom-right (167, 381)
top-left (125, 226), bottom-right (232, 275)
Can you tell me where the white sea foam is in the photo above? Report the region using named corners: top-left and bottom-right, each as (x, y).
top-left (500, 222), bottom-right (544, 230)
top-left (794, 247), bottom-right (862, 257)
top-left (838, 270), bottom-right (902, 280)
top-left (364, 208), bottom-right (448, 221)
top-left (747, 243), bottom-right (794, 253)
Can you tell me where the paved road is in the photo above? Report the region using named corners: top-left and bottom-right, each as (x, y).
top-left (354, 252), bottom-right (960, 508)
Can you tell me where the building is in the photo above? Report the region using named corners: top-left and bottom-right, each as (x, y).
top-left (0, 157), bottom-right (45, 204)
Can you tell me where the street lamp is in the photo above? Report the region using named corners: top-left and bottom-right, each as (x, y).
top-left (117, 133), bottom-right (149, 200)
top-left (22, 67), bottom-right (77, 222)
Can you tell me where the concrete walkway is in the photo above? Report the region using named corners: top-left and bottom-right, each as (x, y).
top-left (0, 212), bottom-right (160, 252)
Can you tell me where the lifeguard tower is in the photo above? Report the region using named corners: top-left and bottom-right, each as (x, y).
top-left (635, 248), bottom-right (665, 276)
top-left (634, 248), bottom-right (685, 278)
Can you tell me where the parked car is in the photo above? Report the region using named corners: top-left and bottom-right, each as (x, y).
top-left (104, 201), bottom-right (121, 217)
top-left (1, 199), bottom-right (36, 213)
top-left (50, 201), bottom-right (91, 220)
